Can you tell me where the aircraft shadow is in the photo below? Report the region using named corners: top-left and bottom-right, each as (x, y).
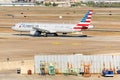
top-left (13, 34), bottom-right (92, 38)
top-left (13, 34), bottom-right (30, 36)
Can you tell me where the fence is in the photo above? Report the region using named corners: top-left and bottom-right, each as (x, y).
top-left (34, 54), bottom-right (120, 74)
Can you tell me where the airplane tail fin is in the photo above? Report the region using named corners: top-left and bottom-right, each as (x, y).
top-left (73, 10), bottom-right (93, 30)
top-left (80, 10), bottom-right (93, 23)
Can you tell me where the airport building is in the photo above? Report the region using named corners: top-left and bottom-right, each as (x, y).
top-left (0, 0), bottom-right (83, 3)
top-left (84, 0), bottom-right (120, 3)
top-left (0, 0), bottom-right (35, 3)
top-left (17, 0), bottom-right (35, 2)
top-left (34, 54), bottom-right (120, 74)
top-left (0, 0), bottom-right (120, 3)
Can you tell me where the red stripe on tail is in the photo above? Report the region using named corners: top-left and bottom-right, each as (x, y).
top-left (76, 24), bottom-right (89, 26)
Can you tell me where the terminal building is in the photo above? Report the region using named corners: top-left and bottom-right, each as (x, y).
top-left (0, 0), bottom-right (83, 3)
top-left (0, 0), bottom-right (83, 6)
top-left (0, 0), bottom-right (35, 3)
top-left (85, 0), bottom-right (120, 3)
top-left (0, 0), bottom-right (120, 3)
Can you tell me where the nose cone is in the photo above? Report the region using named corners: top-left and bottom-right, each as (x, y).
top-left (11, 26), bottom-right (16, 30)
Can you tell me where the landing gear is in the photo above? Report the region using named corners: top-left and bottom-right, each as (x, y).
top-left (44, 33), bottom-right (48, 37)
top-left (62, 33), bottom-right (67, 36)
top-left (34, 31), bottom-right (41, 36)
top-left (30, 30), bottom-right (41, 36)
top-left (54, 33), bottom-right (58, 36)
top-left (43, 33), bottom-right (58, 37)
top-left (79, 35), bottom-right (87, 37)
top-left (19, 31), bottom-right (22, 35)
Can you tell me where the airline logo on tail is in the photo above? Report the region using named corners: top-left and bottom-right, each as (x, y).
top-left (73, 10), bottom-right (93, 30)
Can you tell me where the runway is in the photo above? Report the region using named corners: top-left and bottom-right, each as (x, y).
top-left (0, 32), bottom-right (119, 62)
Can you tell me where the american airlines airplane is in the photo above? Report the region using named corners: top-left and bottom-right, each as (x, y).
top-left (11, 10), bottom-right (94, 37)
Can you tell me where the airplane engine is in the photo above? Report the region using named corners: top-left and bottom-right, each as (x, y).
top-left (30, 30), bottom-right (41, 36)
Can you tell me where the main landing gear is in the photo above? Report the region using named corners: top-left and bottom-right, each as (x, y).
top-left (43, 33), bottom-right (58, 37)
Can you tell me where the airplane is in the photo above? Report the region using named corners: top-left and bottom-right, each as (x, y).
top-left (11, 10), bottom-right (94, 37)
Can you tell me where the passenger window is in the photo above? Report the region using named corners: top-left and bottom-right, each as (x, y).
top-left (22, 24), bottom-right (25, 27)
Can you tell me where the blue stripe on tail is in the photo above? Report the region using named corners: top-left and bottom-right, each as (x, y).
top-left (80, 10), bottom-right (90, 22)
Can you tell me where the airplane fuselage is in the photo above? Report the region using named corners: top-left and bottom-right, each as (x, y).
top-left (12, 23), bottom-right (83, 33)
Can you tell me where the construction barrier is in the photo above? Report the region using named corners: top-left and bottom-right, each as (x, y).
top-left (34, 54), bottom-right (120, 74)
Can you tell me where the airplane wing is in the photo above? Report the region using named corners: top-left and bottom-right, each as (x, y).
top-left (33, 26), bottom-right (56, 33)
